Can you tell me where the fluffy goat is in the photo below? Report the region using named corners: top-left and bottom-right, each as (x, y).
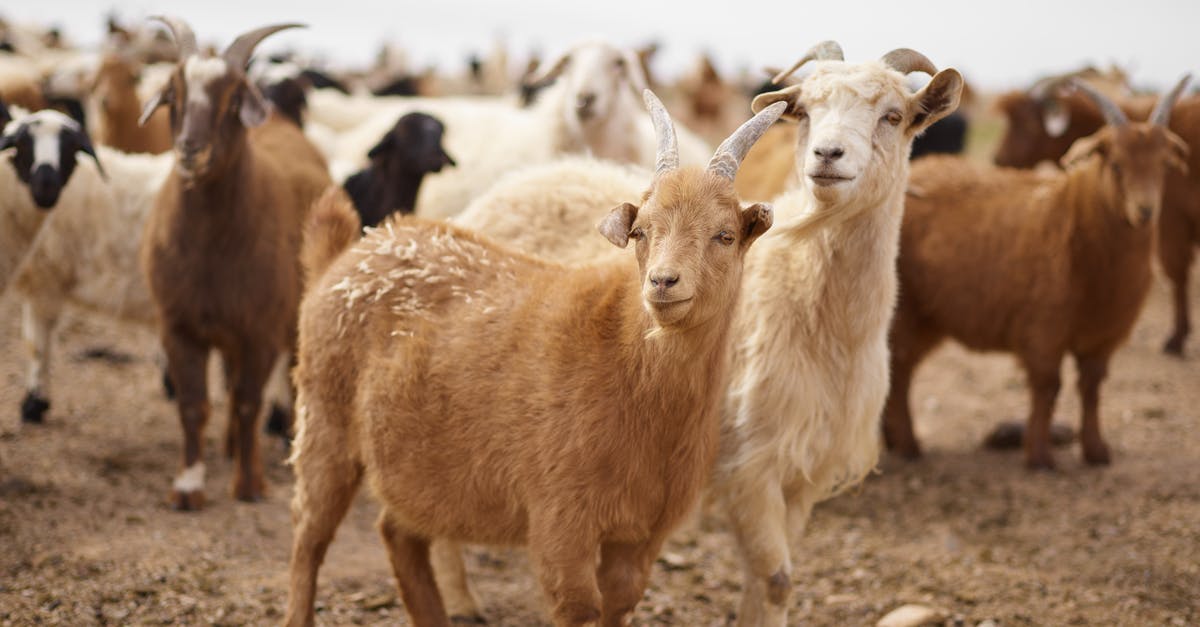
top-left (883, 78), bottom-right (1190, 469)
top-left (443, 42), bottom-right (964, 627)
top-left (139, 18), bottom-right (331, 510)
top-left (284, 92), bottom-right (783, 627)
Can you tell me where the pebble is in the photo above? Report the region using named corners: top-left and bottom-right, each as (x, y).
top-left (876, 603), bottom-right (944, 627)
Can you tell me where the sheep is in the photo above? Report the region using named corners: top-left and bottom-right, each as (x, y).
top-left (342, 112), bottom-right (456, 228)
top-left (138, 17), bottom-right (331, 510)
top-left (283, 91), bottom-right (784, 627)
top-left (994, 77), bottom-right (1200, 357)
top-left (439, 43), bottom-right (964, 627)
top-left (312, 40), bottom-right (712, 219)
top-left (883, 77), bottom-right (1190, 470)
top-left (90, 53), bottom-right (172, 154)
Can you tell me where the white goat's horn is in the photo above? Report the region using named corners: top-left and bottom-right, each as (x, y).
top-left (1150, 73), bottom-right (1191, 127)
top-left (707, 101), bottom-right (787, 181)
top-left (1069, 78), bottom-right (1128, 127)
top-left (149, 15), bottom-right (197, 59)
top-left (224, 23), bottom-right (305, 71)
top-left (880, 48), bottom-right (938, 76)
top-left (771, 41), bottom-right (844, 85)
top-left (644, 89), bottom-right (679, 176)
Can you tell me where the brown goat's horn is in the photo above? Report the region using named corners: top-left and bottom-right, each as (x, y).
top-left (880, 48), bottom-right (938, 76)
top-left (1069, 78), bottom-right (1128, 127)
top-left (643, 89), bottom-right (679, 176)
top-left (223, 23), bottom-right (305, 71)
top-left (1150, 73), bottom-right (1191, 127)
top-left (149, 15), bottom-right (198, 59)
top-left (708, 101), bottom-right (787, 181)
top-left (771, 41), bottom-right (844, 85)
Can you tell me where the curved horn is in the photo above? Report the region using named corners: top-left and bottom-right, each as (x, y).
top-left (1069, 78), bottom-right (1128, 127)
top-left (223, 23), bottom-right (305, 71)
top-left (643, 89), bottom-right (678, 176)
top-left (149, 15), bottom-right (197, 59)
top-left (707, 101), bottom-right (787, 181)
top-left (880, 48), bottom-right (938, 76)
top-left (771, 41), bottom-right (844, 85)
top-left (1150, 73), bottom-right (1191, 127)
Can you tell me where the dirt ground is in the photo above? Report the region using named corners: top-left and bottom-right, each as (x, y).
top-left (1, 120), bottom-right (1199, 624)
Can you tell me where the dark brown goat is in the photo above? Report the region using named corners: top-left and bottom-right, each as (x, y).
top-left (138, 17), bottom-right (330, 510)
top-left (995, 79), bottom-right (1200, 356)
top-left (342, 112), bottom-right (455, 228)
top-left (885, 78), bottom-right (1189, 469)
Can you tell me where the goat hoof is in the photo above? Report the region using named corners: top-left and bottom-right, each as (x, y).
top-left (171, 489), bottom-right (206, 511)
top-left (1024, 454), bottom-right (1057, 472)
top-left (233, 481), bottom-right (266, 503)
top-left (266, 404), bottom-right (291, 438)
top-left (450, 613), bottom-right (488, 624)
top-left (1083, 442), bottom-right (1111, 466)
top-left (20, 392), bottom-right (50, 424)
top-left (161, 371), bottom-right (176, 399)
top-left (1162, 336), bottom-right (1186, 357)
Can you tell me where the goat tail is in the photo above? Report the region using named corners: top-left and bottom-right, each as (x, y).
top-left (302, 186), bottom-right (361, 284)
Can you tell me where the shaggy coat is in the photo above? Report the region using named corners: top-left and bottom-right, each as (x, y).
top-left (884, 116), bottom-right (1187, 469)
top-left (995, 88), bottom-right (1200, 355)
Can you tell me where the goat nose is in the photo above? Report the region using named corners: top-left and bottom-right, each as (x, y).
top-left (813, 145), bottom-right (845, 161)
top-left (577, 93), bottom-right (596, 109)
top-left (650, 271), bottom-right (679, 289)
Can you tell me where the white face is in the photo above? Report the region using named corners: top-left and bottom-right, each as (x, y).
top-left (559, 43), bottom-right (643, 125)
top-left (27, 112), bottom-right (75, 170)
top-left (791, 62), bottom-right (912, 202)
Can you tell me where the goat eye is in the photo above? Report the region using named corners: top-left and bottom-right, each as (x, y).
top-left (715, 231), bottom-right (735, 245)
top-left (629, 227), bottom-right (645, 240)
top-left (883, 110), bottom-right (903, 126)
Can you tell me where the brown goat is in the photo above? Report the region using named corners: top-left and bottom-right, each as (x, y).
top-left (91, 54), bottom-right (172, 154)
top-left (138, 18), bottom-right (329, 510)
top-left (885, 78), bottom-right (1190, 469)
top-left (284, 93), bottom-right (783, 626)
top-left (995, 79), bottom-right (1200, 356)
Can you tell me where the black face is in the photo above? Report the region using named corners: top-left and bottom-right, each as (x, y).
top-left (1, 115), bottom-right (102, 210)
top-left (368, 112), bottom-right (456, 175)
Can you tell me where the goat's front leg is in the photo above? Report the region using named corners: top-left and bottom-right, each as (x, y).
top-left (529, 514), bottom-right (602, 626)
top-left (162, 331), bottom-right (210, 510)
top-left (1021, 353), bottom-right (1064, 470)
top-left (19, 300), bottom-right (59, 423)
top-left (222, 343), bottom-right (274, 502)
top-left (431, 539), bottom-right (485, 622)
top-left (726, 472), bottom-right (792, 627)
top-left (1074, 351), bottom-right (1113, 465)
top-left (597, 539), bottom-right (661, 627)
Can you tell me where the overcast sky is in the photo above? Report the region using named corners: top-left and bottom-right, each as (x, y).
top-left (4, 1), bottom-right (1197, 90)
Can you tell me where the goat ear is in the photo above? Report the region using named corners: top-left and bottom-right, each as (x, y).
top-left (1165, 129), bottom-right (1191, 174)
top-left (0, 98), bottom-right (10, 130)
top-left (524, 51), bottom-right (571, 89)
top-left (751, 84), bottom-right (804, 121)
top-left (598, 202), bottom-right (639, 248)
top-left (908, 68), bottom-right (963, 134)
top-left (620, 49), bottom-right (649, 94)
top-left (239, 81), bottom-right (271, 128)
top-left (139, 88), bottom-right (168, 127)
top-left (739, 202), bottom-right (773, 248)
top-left (1060, 133), bottom-right (1107, 168)
top-left (68, 126), bottom-right (107, 180)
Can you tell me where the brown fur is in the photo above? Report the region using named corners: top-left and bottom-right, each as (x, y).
top-left (995, 90), bottom-right (1200, 356)
top-left (92, 54), bottom-right (171, 154)
top-left (285, 169), bottom-right (771, 626)
top-left (885, 120), bottom-right (1186, 469)
top-left (140, 46), bottom-right (331, 510)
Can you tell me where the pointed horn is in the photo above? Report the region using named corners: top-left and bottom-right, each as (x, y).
top-left (771, 41), bottom-right (843, 85)
top-left (643, 89), bottom-right (679, 176)
top-left (223, 23), bottom-right (305, 71)
top-left (1150, 73), bottom-right (1191, 127)
top-left (1069, 78), bottom-right (1128, 127)
top-left (149, 15), bottom-right (197, 59)
top-left (707, 101), bottom-right (787, 181)
top-left (880, 48), bottom-right (938, 76)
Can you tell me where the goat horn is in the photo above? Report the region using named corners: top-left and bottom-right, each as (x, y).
top-left (880, 48), bottom-right (938, 76)
top-left (1150, 73), bottom-right (1191, 127)
top-left (771, 41), bottom-right (844, 85)
top-left (149, 15), bottom-right (198, 59)
top-left (223, 23), bottom-right (305, 71)
top-left (707, 101), bottom-right (787, 181)
top-left (643, 89), bottom-right (679, 176)
top-left (1069, 78), bottom-right (1128, 127)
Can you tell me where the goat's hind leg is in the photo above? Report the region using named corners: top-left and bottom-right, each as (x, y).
top-left (431, 539), bottom-right (485, 622)
top-left (378, 510), bottom-right (452, 627)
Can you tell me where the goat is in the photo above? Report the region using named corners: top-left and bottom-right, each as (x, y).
top-left (342, 112), bottom-right (455, 228)
top-left (883, 77), bottom-right (1190, 470)
top-left (91, 53), bottom-right (172, 154)
top-left (439, 43), bottom-right (963, 627)
top-left (138, 17), bottom-right (330, 510)
top-left (994, 76), bottom-right (1200, 357)
top-left (284, 92), bottom-right (783, 627)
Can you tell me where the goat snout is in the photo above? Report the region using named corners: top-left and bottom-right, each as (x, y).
top-left (649, 269), bottom-right (679, 290)
top-left (576, 92), bottom-right (598, 119)
top-left (29, 164), bottom-right (63, 209)
top-left (813, 145), bottom-right (845, 163)
top-left (1138, 205), bottom-right (1154, 224)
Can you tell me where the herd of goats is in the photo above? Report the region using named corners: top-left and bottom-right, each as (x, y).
top-left (0, 12), bottom-right (1196, 627)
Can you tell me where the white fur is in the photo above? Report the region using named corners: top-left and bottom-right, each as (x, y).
top-left (184, 56), bottom-right (228, 107)
top-left (172, 462), bottom-right (206, 493)
top-left (0, 107), bottom-right (50, 297)
top-left (28, 112), bottom-right (77, 168)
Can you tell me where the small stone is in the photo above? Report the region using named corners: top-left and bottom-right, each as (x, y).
top-left (824, 593), bottom-right (858, 605)
top-left (876, 604), bottom-right (944, 627)
top-left (976, 620), bottom-right (999, 627)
